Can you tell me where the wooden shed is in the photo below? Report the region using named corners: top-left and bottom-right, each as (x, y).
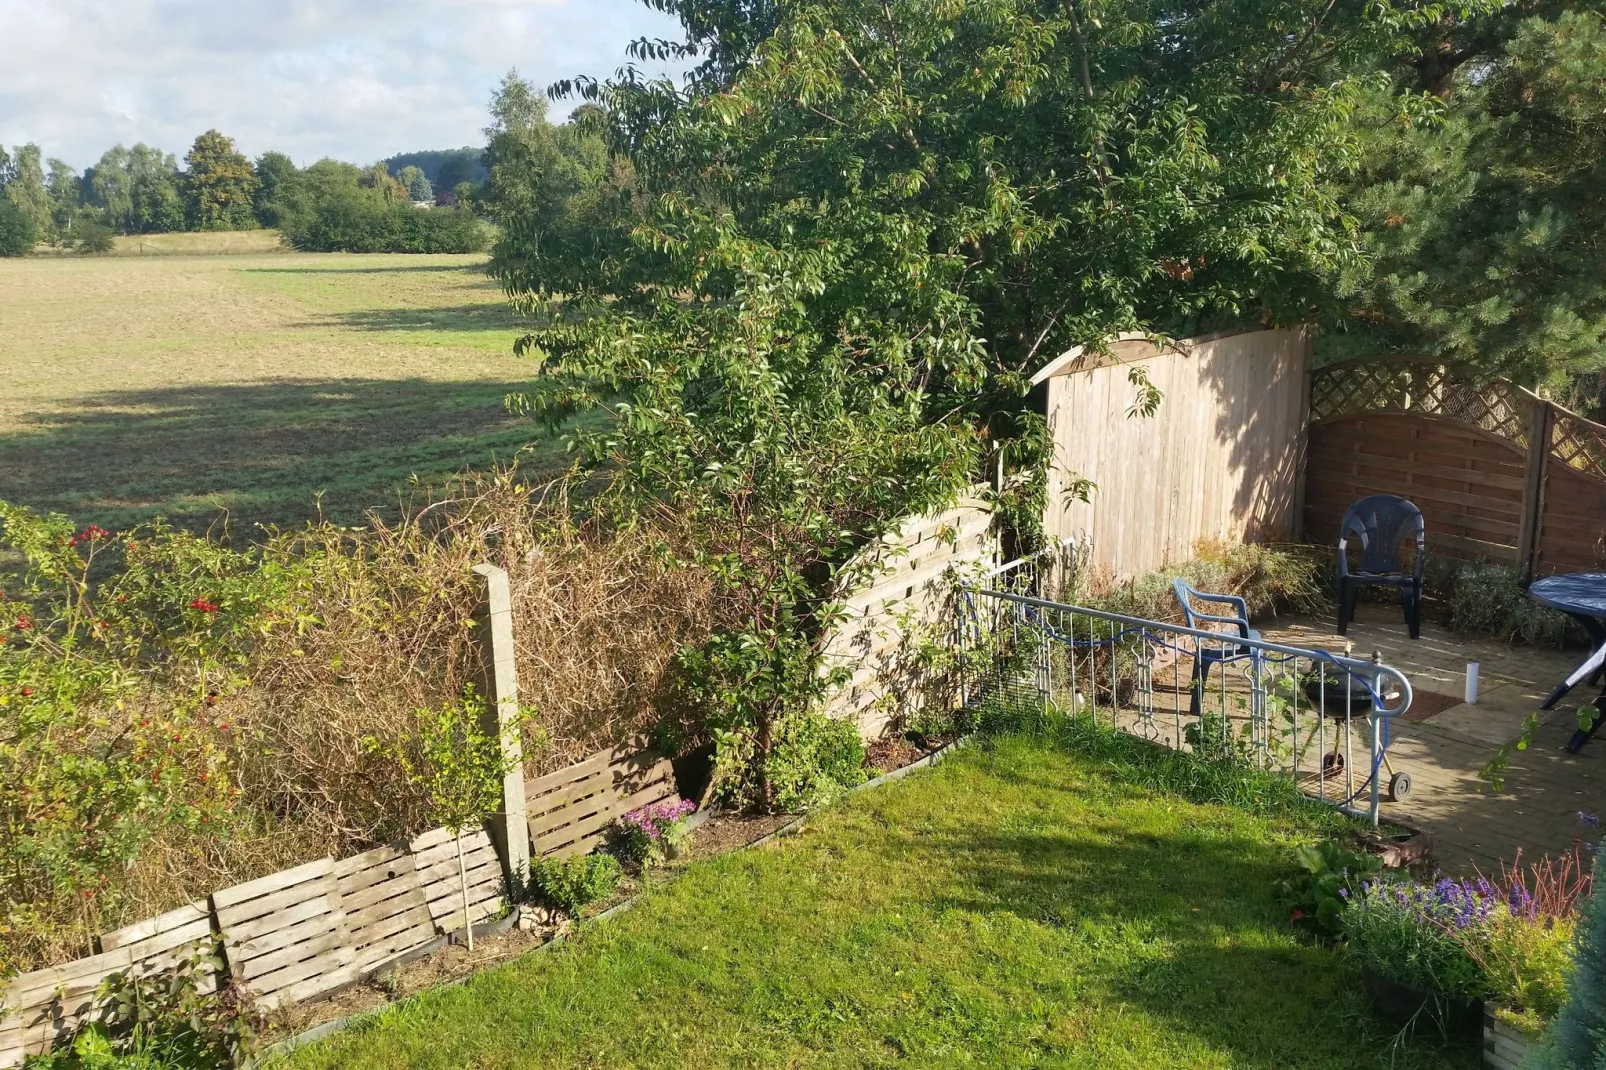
top-left (1034, 327), bottom-right (1312, 579)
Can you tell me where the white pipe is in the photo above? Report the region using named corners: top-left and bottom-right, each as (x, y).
top-left (1465, 662), bottom-right (1480, 705)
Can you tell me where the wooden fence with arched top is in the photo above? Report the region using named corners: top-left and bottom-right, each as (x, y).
top-left (1304, 360), bottom-right (1606, 576)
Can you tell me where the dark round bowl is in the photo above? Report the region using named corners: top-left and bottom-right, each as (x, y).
top-left (1303, 675), bottom-right (1377, 715)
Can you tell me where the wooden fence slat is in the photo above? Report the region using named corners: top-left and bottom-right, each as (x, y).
top-left (525, 775), bottom-right (614, 819)
top-left (216, 895), bottom-right (333, 947)
top-left (238, 924), bottom-right (348, 982)
top-left (99, 901), bottom-right (211, 954)
top-left (212, 857), bottom-right (333, 909)
top-left (523, 751), bottom-right (613, 799)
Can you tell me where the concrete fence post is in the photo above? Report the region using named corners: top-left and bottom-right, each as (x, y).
top-left (471, 563), bottom-right (530, 893)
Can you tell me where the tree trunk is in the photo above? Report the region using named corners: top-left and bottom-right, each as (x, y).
top-left (456, 829), bottom-right (474, 952)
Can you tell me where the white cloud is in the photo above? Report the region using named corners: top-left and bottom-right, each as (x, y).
top-left (0, 0), bottom-right (687, 168)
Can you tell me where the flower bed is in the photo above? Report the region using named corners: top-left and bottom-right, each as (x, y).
top-left (1338, 847), bottom-right (1592, 1041)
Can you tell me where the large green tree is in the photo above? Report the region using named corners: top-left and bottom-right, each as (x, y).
top-left (0, 196), bottom-right (36, 257)
top-left (397, 165), bottom-right (433, 202)
top-left (1331, 7), bottom-right (1606, 394)
top-left (2, 145), bottom-right (52, 243)
top-left (45, 159), bottom-right (82, 240)
top-left (253, 151), bottom-right (298, 227)
top-left (127, 146), bottom-right (184, 234)
top-left (480, 71), bottom-right (609, 225)
top-left (498, 0), bottom-right (1437, 797)
top-left (184, 130), bottom-right (258, 230)
top-left (83, 144), bottom-right (184, 234)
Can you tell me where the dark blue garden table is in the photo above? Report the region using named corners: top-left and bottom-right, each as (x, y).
top-left (1528, 572), bottom-right (1606, 752)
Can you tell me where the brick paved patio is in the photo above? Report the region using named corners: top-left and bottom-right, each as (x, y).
top-left (1263, 603), bottom-right (1603, 877)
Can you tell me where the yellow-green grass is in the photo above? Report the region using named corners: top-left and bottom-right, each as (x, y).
top-left (0, 249), bottom-right (569, 531)
top-left (279, 736), bottom-right (1477, 1070)
top-left (29, 229), bottom-right (290, 258)
top-left (104, 229), bottom-right (290, 256)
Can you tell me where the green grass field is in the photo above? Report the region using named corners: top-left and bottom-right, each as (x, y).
top-left (0, 239), bottom-right (568, 531)
top-left (279, 736), bottom-right (1477, 1070)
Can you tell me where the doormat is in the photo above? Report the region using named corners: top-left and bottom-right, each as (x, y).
top-left (1401, 689), bottom-right (1464, 721)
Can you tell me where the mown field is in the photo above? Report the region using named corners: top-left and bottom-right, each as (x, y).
top-left (0, 235), bottom-right (568, 531)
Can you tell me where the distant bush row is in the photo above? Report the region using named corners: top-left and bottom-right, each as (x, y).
top-left (280, 195), bottom-right (489, 254)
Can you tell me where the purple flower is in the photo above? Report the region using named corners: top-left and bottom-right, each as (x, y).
top-left (618, 797), bottom-right (698, 842)
top-left (1580, 811), bottom-right (1600, 828)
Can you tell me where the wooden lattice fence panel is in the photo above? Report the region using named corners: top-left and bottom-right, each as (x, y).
top-left (1534, 410), bottom-right (1606, 573)
top-left (1549, 408), bottom-right (1606, 481)
top-left (1309, 361), bottom-right (1531, 444)
top-left (1305, 359), bottom-right (1606, 577)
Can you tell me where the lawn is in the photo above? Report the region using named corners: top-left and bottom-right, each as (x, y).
top-left (278, 736), bottom-right (1477, 1070)
top-left (0, 237), bottom-right (570, 531)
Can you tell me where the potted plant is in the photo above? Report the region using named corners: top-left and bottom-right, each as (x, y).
top-left (1340, 850), bottom-right (1592, 1051)
top-left (1475, 847), bottom-right (1593, 1068)
top-left (1341, 877), bottom-right (1492, 1035)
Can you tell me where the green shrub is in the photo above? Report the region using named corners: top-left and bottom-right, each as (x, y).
top-left (1339, 879), bottom-right (1490, 1001)
top-left (530, 853), bottom-right (622, 914)
top-left (1529, 863), bottom-right (1606, 1068)
top-left (766, 713), bottom-right (868, 812)
top-left (0, 473), bottom-right (715, 974)
top-left (1279, 838), bottom-right (1384, 938)
top-left (1481, 909), bottom-right (1576, 1036)
top-left (1070, 541), bottom-right (1327, 623)
top-left (1425, 559), bottom-right (1580, 647)
top-left (72, 219), bottom-right (116, 255)
top-left (24, 948), bottom-right (257, 1069)
top-left (0, 195), bottom-right (37, 256)
top-left (281, 195), bottom-right (488, 253)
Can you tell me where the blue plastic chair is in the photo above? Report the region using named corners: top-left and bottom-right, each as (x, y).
top-left (1337, 494), bottom-right (1425, 640)
top-left (1174, 579), bottom-right (1262, 718)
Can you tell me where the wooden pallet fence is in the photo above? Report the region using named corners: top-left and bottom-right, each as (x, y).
top-left (1, 741), bottom-right (684, 1065)
top-left (523, 743), bottom-right (679, 860)
top-left (0, 900), bottom-right (214, 1066)
top-left (0, 821), bottom-right (509, 1068)
top-left (409, 826), bottom-right (505, 933)
top-left (214, 858), bottom-right (355, 1012)
top-left (332, 844), bottom-right (438, 976)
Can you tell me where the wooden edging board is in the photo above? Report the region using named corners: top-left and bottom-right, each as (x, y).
top-left (257, 739), bottom-right (968, 1064)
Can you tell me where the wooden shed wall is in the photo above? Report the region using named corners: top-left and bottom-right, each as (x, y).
top-left (1043, 328), bottom-right (1311, 579)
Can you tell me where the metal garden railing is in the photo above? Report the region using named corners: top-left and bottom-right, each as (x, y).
top-left (957, 549), bottom-right (1415, 825)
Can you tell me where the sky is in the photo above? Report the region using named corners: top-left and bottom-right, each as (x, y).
top-left (0, 0), bottom-right (687, 170)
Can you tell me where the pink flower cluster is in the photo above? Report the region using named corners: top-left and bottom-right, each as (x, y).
top-left (619, 798), bottom-right (697, 840)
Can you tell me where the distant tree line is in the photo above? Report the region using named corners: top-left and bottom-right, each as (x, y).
top-left (0, 102), bottom-right (594, 258)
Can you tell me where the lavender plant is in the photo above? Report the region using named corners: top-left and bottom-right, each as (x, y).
top-left (1341, 877), bottom-right (1495, 1000)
